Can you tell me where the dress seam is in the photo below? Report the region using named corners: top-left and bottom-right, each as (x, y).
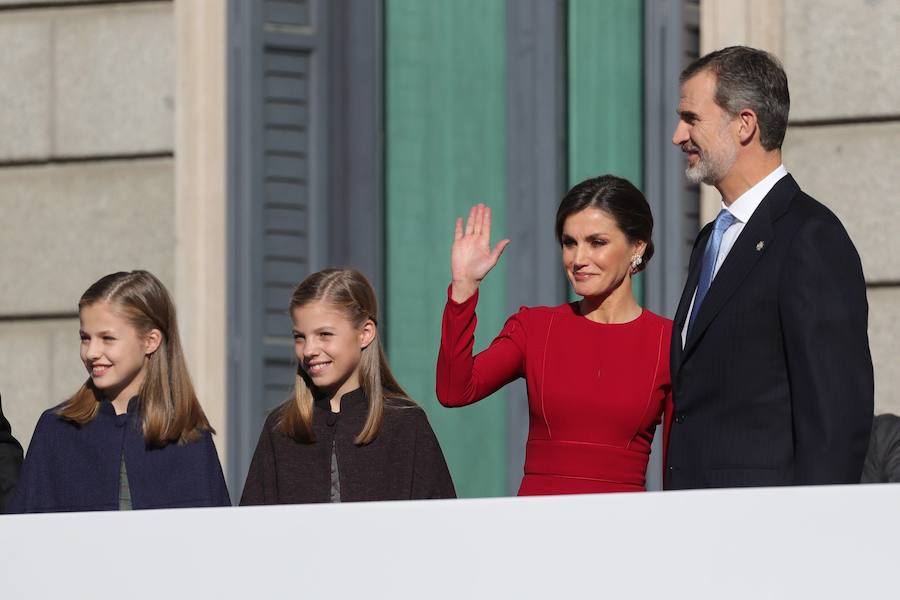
top-left (526, 472), bottom-right (643, 485)
top-left (626, 321), bottom-right (664, 450)
top-left (540, 314), bottom-right (555, 440)
top-left (530, 439), bottom-right (644, 451)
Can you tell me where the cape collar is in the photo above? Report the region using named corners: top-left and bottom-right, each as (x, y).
top-left (97, 395), bottom-right (140, 417)
top-left (97, 395), bottom-right (140, 428)
top-left (314, 387), bottom-right (369, 416)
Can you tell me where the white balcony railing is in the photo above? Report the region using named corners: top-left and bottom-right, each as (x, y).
top-left (3, 483), bottom-right (898, 599)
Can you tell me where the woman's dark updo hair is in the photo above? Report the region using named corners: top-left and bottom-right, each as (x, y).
top-left (555, 174), bottom-right (655, 273)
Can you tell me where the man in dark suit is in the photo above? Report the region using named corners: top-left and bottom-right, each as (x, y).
top-left (0, 394), bottom-right (24, 511)
top-left (666, 46), bottom-right (873, 489)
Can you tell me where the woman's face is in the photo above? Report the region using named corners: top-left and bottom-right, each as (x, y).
top-left (79, 301), bottom-right (158, 405)
top-left (560, 207), bottom-right (645, 299)
top-left (291, 301), bottom-right (374, 399)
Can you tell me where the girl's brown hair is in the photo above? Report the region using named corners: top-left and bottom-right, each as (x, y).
top-left (57, 270), bottom-right (212, 446)
top-left (277, 268), bottom-right (411, 445)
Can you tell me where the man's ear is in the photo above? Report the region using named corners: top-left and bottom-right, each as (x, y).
top-left (737, 108), bottom-right (758, 145)
top-left (359, 320), bottom-right (376, 350)
top-left (144, 329), bottom-right (162, 355)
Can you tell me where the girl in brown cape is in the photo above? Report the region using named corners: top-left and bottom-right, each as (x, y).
top-left (240, 268), bottom-right (456, 504)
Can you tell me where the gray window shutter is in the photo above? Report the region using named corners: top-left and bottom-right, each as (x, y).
top-left (261, 37), bottom-right (315, 411)
top-left (227, 0), bottom-right (382, 498)
top-left (228, 0), bottom-right (324, 497)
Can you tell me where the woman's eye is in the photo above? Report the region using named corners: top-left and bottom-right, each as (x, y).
top-left (591, 239), bottom-right (606, 247)
top-left (561, 239), bottom-right (575, 248)
top-left (320, 332), bottom-right (333, 338)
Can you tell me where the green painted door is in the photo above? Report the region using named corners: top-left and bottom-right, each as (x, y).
top-left (567, 0), bottom-right (644, 301)
top-left (385, 0), bottom-right (508, 498)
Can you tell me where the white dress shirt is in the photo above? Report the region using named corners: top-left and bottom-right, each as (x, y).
top-left (681, 164), bottom-right (788, 348)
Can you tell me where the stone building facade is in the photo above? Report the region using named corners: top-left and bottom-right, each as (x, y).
top-left (0, 0), bottom-right (895, 495)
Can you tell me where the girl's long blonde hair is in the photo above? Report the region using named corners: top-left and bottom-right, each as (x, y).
top-left (57, 270), bottom-right (212, 446)
top-left (277, 268), bottom-right (410, 445)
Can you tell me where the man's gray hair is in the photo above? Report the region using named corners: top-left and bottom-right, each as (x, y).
top-left (681, 46), bottom-right (790, 151)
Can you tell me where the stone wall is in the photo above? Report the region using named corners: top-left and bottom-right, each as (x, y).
top-left (781, 0), bottom-right (900, 415)
top-left (701, 0), bottom-right (900, 415)
top-left (0, 1), bottom-right (175, 448)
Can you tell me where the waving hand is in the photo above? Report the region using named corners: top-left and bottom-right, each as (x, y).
top-left (450, 204), bottom-right (510, 303)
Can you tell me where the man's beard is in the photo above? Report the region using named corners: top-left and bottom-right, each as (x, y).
top-left (683, 138), bottom-right (737, 185)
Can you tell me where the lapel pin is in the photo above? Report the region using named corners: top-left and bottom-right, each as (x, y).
top-left (756, 241), bottom-right (765, 252)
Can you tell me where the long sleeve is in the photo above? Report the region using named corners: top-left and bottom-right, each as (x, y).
top-left (410, 409), bottom-right (456, 499)
top-left (436, 287), bottom-right (527, 407)
top-left (780, 218), bottom-right (874, 484)
top-left (240, 418), bottom-right (278, 505)
top-left (0, 394), bottom-right (24, 513)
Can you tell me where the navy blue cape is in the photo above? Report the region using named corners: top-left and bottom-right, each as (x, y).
top-left (6, 397), bottom-right (230, 513)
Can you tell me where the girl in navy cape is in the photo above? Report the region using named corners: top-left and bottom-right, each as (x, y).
top-left (7, 270), bottom-right (230, 513)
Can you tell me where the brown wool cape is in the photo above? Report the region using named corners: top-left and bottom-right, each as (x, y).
top-left (240, 388), bottom-right (456, 504)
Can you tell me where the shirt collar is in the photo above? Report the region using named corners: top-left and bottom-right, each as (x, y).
top-left (723, 164), bottom-right (788, 223)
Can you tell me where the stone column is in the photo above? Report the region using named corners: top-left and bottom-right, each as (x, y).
top-left (174, 0), bottom-right (229, 466)
top-left (698, 0), bottom-right (784, 224)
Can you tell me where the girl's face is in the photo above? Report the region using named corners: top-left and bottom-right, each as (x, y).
top-left (79, 301), bottom-right (160, 405)
top-left (291, 301), bottom-right (375, 399)
top-left (561, 207), bottom-right (646, 299)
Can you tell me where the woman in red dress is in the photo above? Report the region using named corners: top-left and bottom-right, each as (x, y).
top-left (437, 175), bottom-right (673, 495)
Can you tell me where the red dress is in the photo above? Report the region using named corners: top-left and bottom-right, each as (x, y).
top-left (437, 288), bottom-right (673, 495)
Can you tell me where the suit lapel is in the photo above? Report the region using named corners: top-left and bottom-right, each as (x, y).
top-left (680, 175), bottom-right (800, 360)
top-left (672, 223), bottom-right (711, 370)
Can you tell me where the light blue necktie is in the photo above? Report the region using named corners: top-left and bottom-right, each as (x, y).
top-left (688, 208), bottom-right (738, 336)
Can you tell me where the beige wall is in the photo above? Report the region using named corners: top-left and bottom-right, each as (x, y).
top-left (0, 2), bottom-right (174, 162)
top-left (0, 0), bottom-right (229, 477)
top-left (700, 0), bottom-right (900, 414)
top-left (0, 1), bottom-right (176, 449)
top-left (173, 0), bottom-right (228, 467)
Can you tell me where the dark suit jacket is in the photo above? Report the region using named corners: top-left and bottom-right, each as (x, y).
top-left (0, 394), bottom-right (24, 512)
top-left (666, 175), bottom-right (873, 489)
